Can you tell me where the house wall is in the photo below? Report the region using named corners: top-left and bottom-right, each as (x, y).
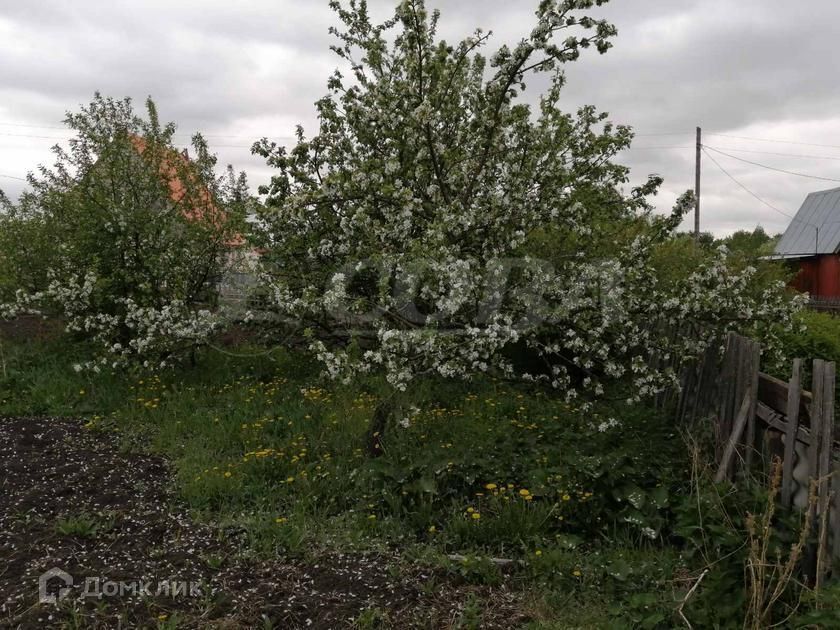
top-left (791, 255), bottom-right (840, 298)
top-left (791, 258), bottom-right (819, 295)
top-left (818, 255), bottom-right (840, 298)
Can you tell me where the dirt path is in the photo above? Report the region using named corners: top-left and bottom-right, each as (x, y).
top-left (0, 417), bottom-right (524, 629)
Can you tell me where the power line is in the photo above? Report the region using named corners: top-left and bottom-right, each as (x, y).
top-left (705, 133), bottom-right (840, 151)
top-left (624, 143), bottom-right (840, 160)
top-left (703, 146), bottom-right (840, 183)
top-left (0, 122), bottom-right (66, 130)
top-left (0, 131), bottom-right (288, 150)
top-left (626, 144), bottom-right (840, 160)
top-left (637, 130), bottom-right (840, 152)
top-left (0, 132), bottom-right (69, 141)
top-left (178, 143), bottom-right (256, 149)
top-left (0, 174), bottom-right (27, 181)
top-left (704, 145), bottom-right (840, 162)
top-left (633, 132), bottom-right (693, 137)
top-left (0, 122), bottom-right (297, 141)
top-left (625, 145), bottom-right (693, 150)
top-left (701, 146), bottom-right (794, 220)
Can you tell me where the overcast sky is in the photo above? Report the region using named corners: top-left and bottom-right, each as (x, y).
top-left (2, 0), bottom-right (840, 236)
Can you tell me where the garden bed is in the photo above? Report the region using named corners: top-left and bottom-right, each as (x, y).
top-left (0, 416), bottom-right (525, 629)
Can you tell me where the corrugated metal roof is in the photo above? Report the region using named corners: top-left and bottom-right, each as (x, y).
top-left (774, 187), bottom-right (840, 257)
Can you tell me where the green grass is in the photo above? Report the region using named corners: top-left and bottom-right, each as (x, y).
top-left (0, 336), bottom-right (687, 554)
top-left (0, 333), bottom-right (789, 627)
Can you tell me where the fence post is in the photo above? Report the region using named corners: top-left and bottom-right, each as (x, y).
top-left (809, 361), bottom-right (825, 487)
top-left (717, 332), bottom-right (737, 464)
top-left (781, 359), bottom-right (803, 509)
top-left (816, 362), bottom-right (836, 587)
top-left (803, 360), bottom-right (823, 582)
top-left (744, 340), bottom-right (761, 470)
top-left (833, 461), bottom-right (840, 566)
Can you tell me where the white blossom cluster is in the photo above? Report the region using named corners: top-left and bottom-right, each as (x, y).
top-left (1, 271), bottom-right (219, 370)
top-left (271, 245), bottom-right (800, 401)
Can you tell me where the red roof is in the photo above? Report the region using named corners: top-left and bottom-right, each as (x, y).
top-left (129, 135), bottom-right (244, 247)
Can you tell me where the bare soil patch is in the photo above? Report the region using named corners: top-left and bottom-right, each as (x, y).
top-left (0, 417), bottom-right (526, 629)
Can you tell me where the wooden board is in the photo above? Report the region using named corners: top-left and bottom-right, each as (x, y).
top-left (758, 372), bottom-right (811, 419)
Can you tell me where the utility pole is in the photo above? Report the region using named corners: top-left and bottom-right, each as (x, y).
top-left (695, 126), bottom-right (702, 244)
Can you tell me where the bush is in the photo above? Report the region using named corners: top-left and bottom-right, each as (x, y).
top-left (778, 310), bottom-right (840, 367)
top-left (0, 94), bottom-right (251, 369)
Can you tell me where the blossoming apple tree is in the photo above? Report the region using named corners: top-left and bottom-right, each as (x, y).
top-left (0, 94), bottom-right (250, 369)
top-left (253, 0), bottom-right (799, 402)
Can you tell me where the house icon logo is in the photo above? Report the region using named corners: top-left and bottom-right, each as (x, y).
top-left (38, 567), bottom-right (73, 604)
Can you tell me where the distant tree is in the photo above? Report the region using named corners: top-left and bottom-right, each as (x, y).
top-left (653, 223), bottom-right (790, 314)
top-left (718, 226), bottom-right (779, 258)
top-left (0, 94), bottom-right (250, 369)
top-left (253, 0), bottom-right (800, 402)
top-left (0, 192), bottom-right (51, 301)
top-left (697, 232), bottom-right (717, 249)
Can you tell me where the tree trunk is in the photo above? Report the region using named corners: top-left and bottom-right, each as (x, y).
top-left (365, 399), bottom-right (394, 458)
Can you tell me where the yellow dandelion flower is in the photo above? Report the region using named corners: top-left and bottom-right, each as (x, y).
top-left (573, 569), bottom-right (581, 577)
top-left (535, 550), bottom-right (542, 557)
top-left (519, 489), bottom-right (530, 497)
top-left (562, 494), bottom-right (571, 501)
top-left (224, 471), bottom-right (232, 478)
top-left (485, 483), bottom-right (498, 490)
top-left (471, 512), bottom-right (481, 520)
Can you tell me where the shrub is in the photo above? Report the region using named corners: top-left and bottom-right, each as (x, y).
top-left (0, 94), bottom-right (251, 369)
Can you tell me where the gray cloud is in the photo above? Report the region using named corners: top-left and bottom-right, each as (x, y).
top-left (2, 0), bottom-right (840, 236)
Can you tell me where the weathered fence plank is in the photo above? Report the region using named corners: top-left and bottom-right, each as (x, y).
top-left (715, 388), bottom-right (753, 483)
top-left (809, 361), bottom-right (825, 488)
top-left (782, 359), bottom-right (803, 509)
top-left (817, 361), bottom-right (836, 585)
top-left (756, 403), bottom-right (811, 443)
top-left (716, 333), bottom-right (737, 463)
top-left (745, 341), bottom-right (761, 470)
top-left (833, 461), bottom-right (840, 563)
top-left (758, 372), bottom-right (812, 418)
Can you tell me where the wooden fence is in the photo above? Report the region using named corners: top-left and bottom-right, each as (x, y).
top-left (678, 332), bottom-right (839, 583)
top-left (808, 296), bottom-right (840, 315)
